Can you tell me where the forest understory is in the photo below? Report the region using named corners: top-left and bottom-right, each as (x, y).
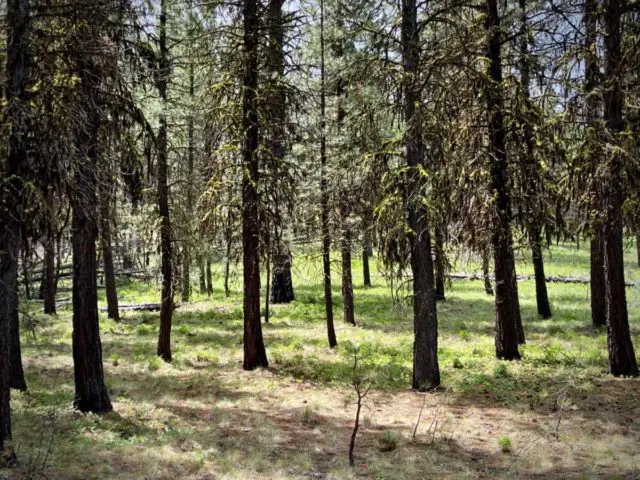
top-left (8, 245), bottom-right (640, 480)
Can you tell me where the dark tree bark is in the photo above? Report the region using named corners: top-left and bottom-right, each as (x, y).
top-left (199, 257), bottom-right (206, 294)
top-left (434, 227), bottom-right (446, 301)
top-left (182, 61), bottom-right (195, 303)
top-left (206, 259), bottom-right (213, 296)
top-left (43, 192), bottom-right (57, 314)
top-left (482, 248), bottom-right (494, 296)
top-left (265, 0), bottom-right (294, 306)
top-left (341, 204), bottom-right (355, 325)
top-left (320, 0), bottom-right (337, 348)
top-left (1, 5), bottom-right (31, 456)
top-left (99, 185), bottom-right (120, 322)
top-left (591, 235), bottom-right (607, 327)
top-left (21, 242), bottom-right (31, 300)
top-left (484, 0), bottom-right (521, 360)
top-left (402, 0), bottom-right (440, 390)
top-left (518, 0), bottom-right (551, 320)
top-left (530, 229), bottom-right (551, 318)
top-left (584, 0), bottom-right (606, 329)
top-left (10, 283), bottom-right (27, 391)
top-left (601, 0), bottom-right (638, 377)
top-left (70, 23), bottom-right (112, 413)
top-left (157, 0), bottom-right (174, 362)
top-left (265, 223), bottom-right (271, 323)
top-left (362, 246), bottom-right (371, 288)
top-left (242, 0), bottom-right (268, 370)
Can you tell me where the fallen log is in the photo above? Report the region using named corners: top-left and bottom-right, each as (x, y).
top-left (446, 273), bottom-right (635, 287)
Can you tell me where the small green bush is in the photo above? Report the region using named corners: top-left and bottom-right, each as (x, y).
top-left (148, 356), bottom-right (162, 371)
top-left (379, 430), bottom-right (399, 452)
top-left (493, 363), bottom-right (509, 379)
top-left (498, 436), bottom-right (512, 453)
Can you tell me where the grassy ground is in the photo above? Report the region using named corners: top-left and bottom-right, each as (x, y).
top-left (5, 243), bottom-right (640, 479)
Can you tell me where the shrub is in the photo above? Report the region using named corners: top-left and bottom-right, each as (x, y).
top-left (379, 430), bottom-right (399, 452)
top-left (498, 436), bottom-right (512, 453)
top-left (493, 363), bottom-right (509, 379)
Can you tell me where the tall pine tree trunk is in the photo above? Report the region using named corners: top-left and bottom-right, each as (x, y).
top-left (182, 61), bottom-right (195, 303)
top-left (320, 0), bottom-right (337, 348)
top-left (70, 24), bottom-right (112, 412)
top-left (10, 283), bottom-right (27, 391)
top-left (402, 0), bottom-right (440, 390)
top-left (484, 0), bottom-right (521, 360)
top-left (199, 256), bottom-right (206, 294)
top-left (434, 227), bottom-right (446, 301)
top-left (157, 0), bottom-right (174, 362)
top-left (242, 0), bottom-right (268, 370)
top-left (2, 3), bottom-right (30, 441)
top-left (341, 204), bottom-right (355, 325)
top-left (99, 184), bottom-right (120, 322)
top-left (584, 0), bottom-right (606, 329)
top-left (482, 247), bottom-right (494, 295)
top-left (519, 0), bottom-right (550, 320)
top-left (602, 0), bottom-right (638, 377)
top-left (43, 192), bottom-right (57, 314)
top-left (530, 228), bottom-right (551, 318)
top-left (206, 260), bottom-right (213, 295)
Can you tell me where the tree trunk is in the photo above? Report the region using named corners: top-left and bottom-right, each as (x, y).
top-left (482, 248), bottom-right (494, 295)
top-left (590, 235), bottom-right (606, 327)
top-left (265, 228), bottom-right (271, 323)
top-left (182, 61), bottom-right (195, 303)
top-left (434, 227), bottom-right (446, 301)
top-left (341, 210), bottom-right (355, 325)
top-left (206, 259), bottom-right (213, 295)
top-left (484, 0), bottom-right (521, 360)
top-left (199, 257), bottom-right (206, 294)
top-left (157, 0), bottom-right (174, 362)
top-left (99, 186), bottom-right (120, 322)
top-left (362, 247), bottom-right (371, 288)
top-left (320, 0), bottom-right (337, 348)
top-left (21, 242), bottom-right (31, 300)
top-left (531, 229), bottom-right (552, 318)
top-left (10, 283), bottom-right (27, 391)
top-left (43, 201), bottom-right (57, 314)
top-left (242, 0), bottom-right (268, 370)
top-left (518, 0), bottom-right (550, 321)
top-left (402, 0), bottom-right (440, 390)
top-left (70, 24), bottom-right (113, 412)
top-left (2, 3), bottom-right (30, 458)
top-left (602, 1), bottom-right (638, 377)
top-left (584, 0), bottom-right (606, 329)
top-left (636, 232), bottom-right (640, 268)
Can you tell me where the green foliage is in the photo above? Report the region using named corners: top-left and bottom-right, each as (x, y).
top-left (378, 430), bottom-right (400, 452)
top-left (498, 436), bottom-right (512, 453)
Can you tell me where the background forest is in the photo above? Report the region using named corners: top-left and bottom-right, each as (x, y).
top-left (1, 0), bottom-right (639, 478)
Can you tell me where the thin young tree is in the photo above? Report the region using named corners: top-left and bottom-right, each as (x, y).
top-left (157, 0), bottom-right (174, 362)
top-left (320, 0), bottom-right (337, 348)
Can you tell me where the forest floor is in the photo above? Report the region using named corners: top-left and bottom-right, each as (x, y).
top-left (5, 244), bottom-right (640, 479)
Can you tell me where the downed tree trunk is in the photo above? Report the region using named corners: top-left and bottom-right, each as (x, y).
top-left (445, 272), bottom-right (634, 287)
